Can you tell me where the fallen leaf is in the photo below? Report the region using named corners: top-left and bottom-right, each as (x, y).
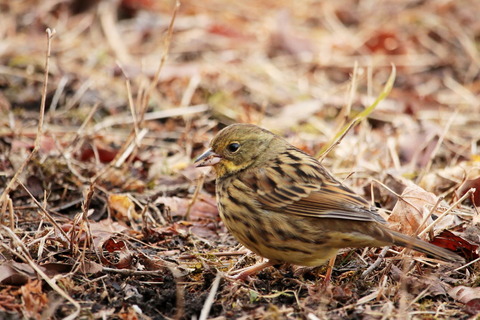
top-left (100, 238), bottom-right (133, 269)
top-left (388, 184), bottom-right (438, 237)
top-left (449, 286), bottom-right (480, 315)
top-left (0, 287), bottom-right (22, 312)
top-left (363, 30), bottom-right (407, 55)
top-left (108, 194), bottom-right (141, 221)
top-left (431, 230), bottom-right (479, 261)
top-left (20, 280), bottom-right (48, 318)
top-left (0, 262), bottom-right (35, 285)
top-left (154, 194), bottom-right (218, 220)
top-left (78, 144), bottom-right (118, 163)
top-left (457, 176), bottom-right (480, 207)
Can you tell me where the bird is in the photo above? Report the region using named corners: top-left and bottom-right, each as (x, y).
top-left (194, 123), bottom-right (463, 279)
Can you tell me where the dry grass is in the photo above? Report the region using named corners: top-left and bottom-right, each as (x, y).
top-left (0, 0), bottom-right (479, 319)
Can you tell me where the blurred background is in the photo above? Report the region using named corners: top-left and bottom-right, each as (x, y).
top-left (1, 0), bottom-right (479, 174)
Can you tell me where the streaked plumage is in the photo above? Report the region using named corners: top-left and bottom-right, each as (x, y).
top-left (195, 124), bottom-right (462, 273)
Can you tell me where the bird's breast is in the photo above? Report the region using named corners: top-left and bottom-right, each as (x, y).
top-left (215, 177), bottom-right (340, 266)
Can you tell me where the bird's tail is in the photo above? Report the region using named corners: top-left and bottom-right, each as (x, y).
top-left (387, 229), bottom-right (464, 263)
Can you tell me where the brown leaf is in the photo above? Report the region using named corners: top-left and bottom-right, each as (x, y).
top-left (390, 265), bottom-right (448, 297)
top-left (154, 194), bottom-right (218, 220)
top-left (363, 30), bottom-right (407, 55)
top-left (0, 287), bottom-right (22, 312)
top-left (457, 176), bottom-right (480, 207)
top-left (207, 23), bottom-right (252, 40)
top-left (449, 286), bottom-right (480, 315)
top-left (466, 300), bottom-right (480, 316)
top-left (108, 194), bottom-right (141, 221)
top-left (0, 262), bottom-right (37, 285)
top-left (21, 280), bottom-right (48, 318)
top-left (78, 144), bottom-right (118, 163)
top-left (100, 238), bottom-right (133, 269)
top-left (41, 261), bottom-right (103, 275)
top-left (388, 185), bottom-right (438, 237)
top-left (431, 230), bottom-right (479, 260)
top-left (89, 219), bottom-right (130, 249)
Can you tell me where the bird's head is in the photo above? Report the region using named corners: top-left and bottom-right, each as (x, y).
top-left (195, 124), bottom-right (277, 178)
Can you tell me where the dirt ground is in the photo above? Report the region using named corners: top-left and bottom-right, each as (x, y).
top-left (0, 0), bottom-right (479, 319)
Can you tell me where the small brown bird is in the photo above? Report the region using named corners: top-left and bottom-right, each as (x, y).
top-left (195, 124), bottom-right (462, 278)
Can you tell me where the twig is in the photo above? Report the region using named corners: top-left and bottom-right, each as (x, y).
top-left (418, 110), bottom-right (457, 183)
top-left (140, 0), bottom-right (180, 113)
top-left (92, 104), bottom-right (209, 131)
top-left (102, 267), bottom-right (171, 276)
top-left (318, 64), bottom-right (396, 161)
top-left (125, 77), bottom-right (139, 137)
top-left (114, 128), bottom-right (148, 168)
top-left (362, 246), bottom-right (389, 277)
top-left (65, 102), bottom-right (101, 155)
top-left (338, 60), bottom-right (358, 127)
top-left (185, 173), bottom-right (205, 220)
top-left (179, 251), bottom-right (248, 259)
top-left (417, 188), bottom-right (475, 238)
top-left (199, 273), bottom-right (221, 320)
top-left (99, 1), bottom-right (131, 64)
top-left (17, 180), bottom-right (69, 241)
top-left (453, 256), bottom-right (480, 272)
top-left (0, 28), bottom-right (54, 207)
top-left (1, 226), bottom-right (80, 320)
top-left (48, 75), bottom-right (68, 113)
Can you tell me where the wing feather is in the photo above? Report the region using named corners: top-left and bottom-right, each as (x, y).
top-left (238, 147), bottom-right (386, 223)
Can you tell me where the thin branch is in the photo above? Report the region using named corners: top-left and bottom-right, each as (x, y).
top-left (0, 29), bottom-right (54, 206)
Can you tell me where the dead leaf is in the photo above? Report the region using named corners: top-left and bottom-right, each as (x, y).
top-left (449, 286), bottom-right (480, 315)
top-left (81, 261), bottom-right (104, 274)
top-left (431, 230), bottom-right (479, 261)
top-left (363, 30), bottom-right (407, 55)
top-left (40, 261), bottom-right (103, 275)
top-left (0, 262), bottom-right (37, 285)
top-left (78, 144), bottom-right (118, 163)
top-left (59, 219), bottom-right (129, 250)
top-left (390, 265), bottom-right (448, 297)
top-left (207, 23), bottom-right (252, 41)
top-left (154, 194), bottom-right (218, 220)
top-left (457, 176), bottom-right (480, 207)
top-left (420, 166), bottom-right (466, 196)
top-left (100, 238), bottom-right (133, 269)
top-left (0, 287), bottom-right (22, 312)
top-left (388, 184), bottom-right (438, 237)
top-left (20, 280), bottom-right (48, 319)
top-left (108, 194), bottom-right (141, 221)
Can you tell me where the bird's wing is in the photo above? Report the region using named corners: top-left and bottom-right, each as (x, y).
top-left (238, 149), bottom-right (386, 223)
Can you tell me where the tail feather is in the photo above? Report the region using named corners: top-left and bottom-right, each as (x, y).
top-left (387, 229), bottom-right (464, 263)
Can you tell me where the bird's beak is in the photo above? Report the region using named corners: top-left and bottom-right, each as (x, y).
top-left (194, 148), bottom-right (222, 167)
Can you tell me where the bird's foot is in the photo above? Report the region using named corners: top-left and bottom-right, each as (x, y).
top-left (226, 260), bottom-right (276, 281)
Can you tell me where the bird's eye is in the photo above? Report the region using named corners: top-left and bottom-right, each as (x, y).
top-left (227, 142), bottom-right (240, 153)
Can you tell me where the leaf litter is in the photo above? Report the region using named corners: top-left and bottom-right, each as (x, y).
top-left (1, 0), bottom-right (480, 319)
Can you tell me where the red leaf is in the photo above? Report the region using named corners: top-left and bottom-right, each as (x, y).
top-left (430, 230), bottom-right (479, 260)
top-left (457, 176), bottom-right (480, 206)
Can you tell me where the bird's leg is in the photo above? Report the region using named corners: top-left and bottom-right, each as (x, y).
top-left (228, 260), bottom-right (276, 280)
top-left (322, 256), bottom-right (336, 287)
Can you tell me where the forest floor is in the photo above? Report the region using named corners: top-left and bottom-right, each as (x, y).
top-left (0, 0), bottom-right (479, 319)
